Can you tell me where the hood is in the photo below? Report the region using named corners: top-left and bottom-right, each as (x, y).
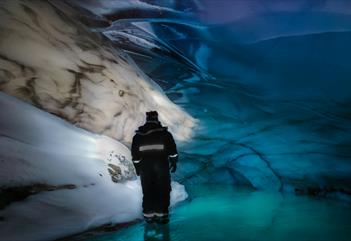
top-left (136, 121), bottom-right (168, 135)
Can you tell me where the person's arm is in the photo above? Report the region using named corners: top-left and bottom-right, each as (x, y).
top-left (131, 134), bottom-right (142, 176)
top-left (166, 131), bottom-right (178, 173)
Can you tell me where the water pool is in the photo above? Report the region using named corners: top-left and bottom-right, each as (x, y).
top-left (79, 185), bottom-right (351, 241)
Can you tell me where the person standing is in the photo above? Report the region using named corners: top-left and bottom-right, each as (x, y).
top-left (131, 111), bottom-right (178, 224)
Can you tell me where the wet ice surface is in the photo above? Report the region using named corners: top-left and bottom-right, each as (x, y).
top-left (79, 185), bottom-right (351, 241)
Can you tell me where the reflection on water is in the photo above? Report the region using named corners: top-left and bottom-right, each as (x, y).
top-left (84, 185), bottom-right (351, 241)
top-left (144, 223), bottom-right (170, 241)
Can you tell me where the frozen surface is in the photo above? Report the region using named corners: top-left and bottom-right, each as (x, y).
top-left (76, 185), bottom-right (351, 241)
top-left (0, 0), bottom-right (195, 144)
top-left (1, 0), bottom-right (350, 194)
top-left (68, 0), bottom-right (351, 194)
top-left (0, 92), bottom-right (187, 241)
top-left (0, 0), bottom-right (351, 240)
top-left (0, 0), bottom-right (351, 230)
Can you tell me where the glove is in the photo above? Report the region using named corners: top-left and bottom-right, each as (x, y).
top-left (168, 154), bottom-right (178, 172)
top-left (132, 160), bottom-right (141, 176)
top-left (169, 161), bottom-right (177, 173)
top-left (169, 154), bottom-right (178, 173)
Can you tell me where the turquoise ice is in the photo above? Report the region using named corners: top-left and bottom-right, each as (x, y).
top-left (80, 185), bottom-right (351, 241)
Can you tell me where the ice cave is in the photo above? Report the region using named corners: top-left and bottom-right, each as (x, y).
top-left (0, 0), bottom-right (351, 241)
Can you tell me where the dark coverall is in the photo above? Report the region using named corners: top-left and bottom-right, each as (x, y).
top-left (131, 119), bottom-right (178, 220)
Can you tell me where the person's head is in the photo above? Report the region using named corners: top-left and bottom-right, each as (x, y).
top-left (146, 111), bottom-right (159, 122)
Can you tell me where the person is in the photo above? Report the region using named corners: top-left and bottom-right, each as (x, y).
top-left (131, 111), bottom-right (178, 224)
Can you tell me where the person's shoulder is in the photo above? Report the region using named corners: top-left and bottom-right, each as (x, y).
top-left (134, 123), bottom-right (146, 134)
top-left (160, 126), bottom-right (168, 132)
top-left (163, 128), bottom-right (174, 137)
top-left (133, 126), bottom-right (143, 137)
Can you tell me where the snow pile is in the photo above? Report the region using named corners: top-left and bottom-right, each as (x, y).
top-left (0, 92), bottom-right (188, 241)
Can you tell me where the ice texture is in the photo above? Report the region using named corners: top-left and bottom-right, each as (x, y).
top-left (72, 0), bottom-right (351, 195)
top-left (0, 92), bottom-right (188, 241)
top-left (0, 1), bottom-right (193, 239)
top-left (86, 185), bottom-right (351, 241)
top-left (1, 4), bottom-right (351, 240)
top-left (0, 0), bottom-right (196, 144)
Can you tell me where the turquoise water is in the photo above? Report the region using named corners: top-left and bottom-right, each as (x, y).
top-left (84, 185), bottom-right (351, 241)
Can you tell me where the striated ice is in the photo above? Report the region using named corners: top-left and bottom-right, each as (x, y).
top-left (0, 91), bottom-right (187, 241)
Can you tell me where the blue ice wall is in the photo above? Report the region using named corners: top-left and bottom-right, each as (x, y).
top-left (53, 0), bottom-right (351, 195)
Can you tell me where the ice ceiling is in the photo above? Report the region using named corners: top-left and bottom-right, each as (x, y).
top-left (1, 0), bottom-right (351, 240)
top-left (1, 0), bottom-right (351, 193)
top-left (68, 0), bottom-right (351, 192)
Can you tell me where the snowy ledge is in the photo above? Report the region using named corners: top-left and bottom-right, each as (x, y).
top-left (0, 92), bottom-right (188, 241)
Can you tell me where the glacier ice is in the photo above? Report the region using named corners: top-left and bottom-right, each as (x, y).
top-left (93, 186), bottom-right (351, 241)
top-left (83, 0), bottom-right (351, 197)
top-left (0, 1), bottom-right (193, 239)
top-left (0, 3), bottom-right (351, 241)
top-left (0, 0), bottom-right (351, 240)
top-left (0, 92), bottom-right (188, 241)
top-left (0, 0), bottom-right (196, 144)
top-left (1, 0), bottom-right (350, 198)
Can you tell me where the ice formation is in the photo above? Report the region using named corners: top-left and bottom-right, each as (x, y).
top-left (0, 92), bottom-right (188, 241)
top-left (76, 0), bottom-right (351, 195)
top-left (0, 1), bottom-right (192, 240)
top-left (0, 0), bottom-right (196, 144)
top-left (1, 1), bottom-right (351, 240)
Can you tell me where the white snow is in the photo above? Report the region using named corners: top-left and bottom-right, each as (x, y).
top-left (0, 92), bottom-right (188, 241)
